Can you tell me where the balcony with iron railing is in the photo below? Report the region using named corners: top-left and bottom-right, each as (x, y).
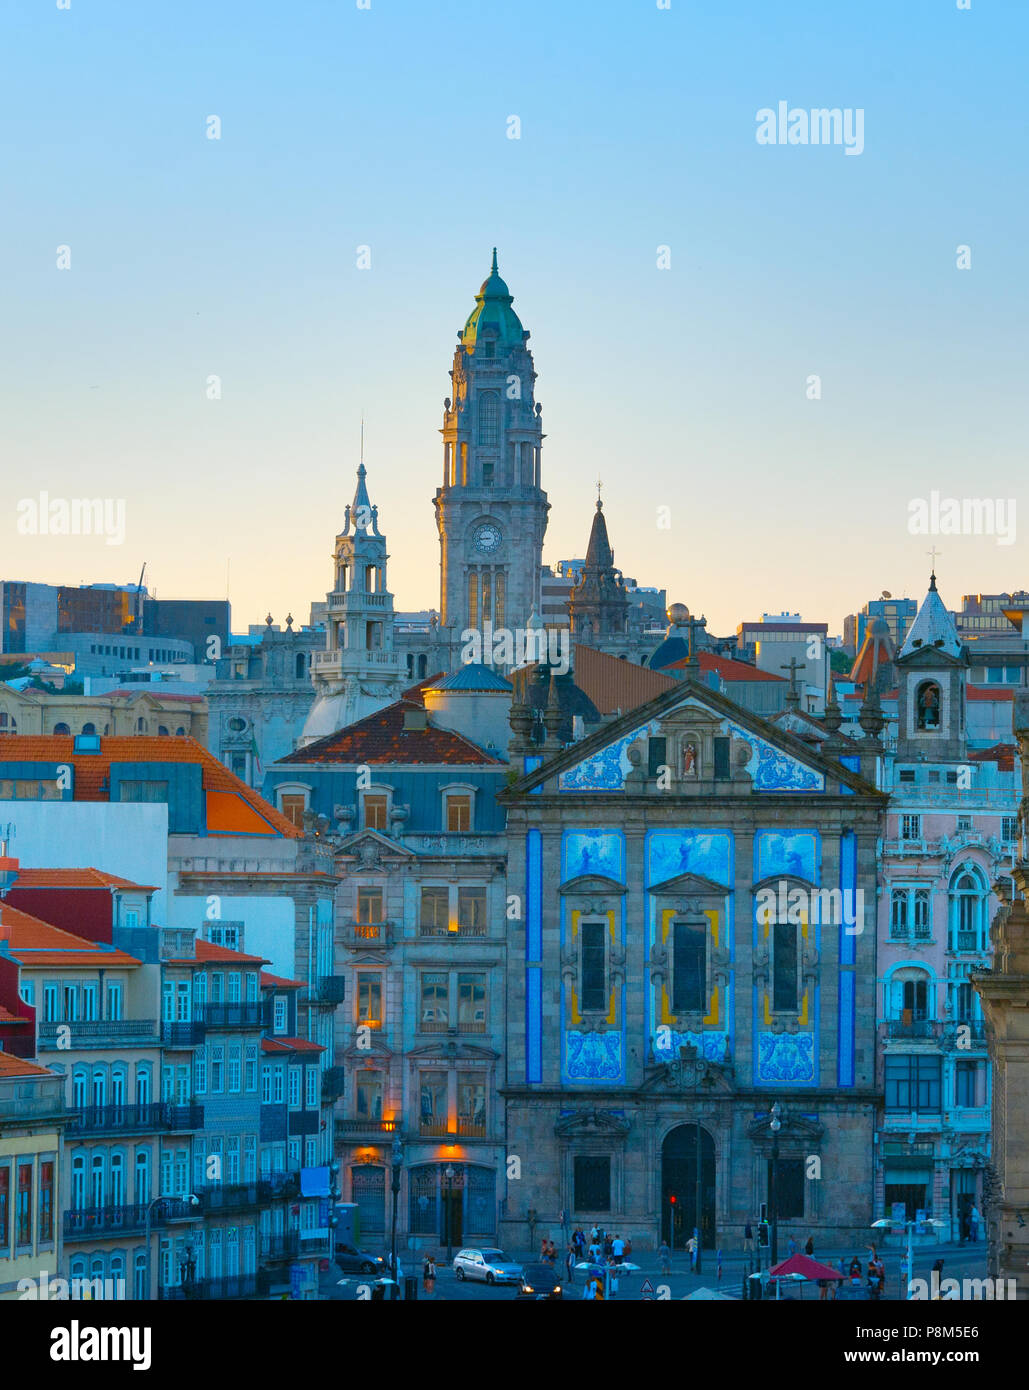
top-left (201, 1002), bottom-right (263, 1029)
top-left (417, 1020), bottom-right (488, 1036)
top-left (335, 1116), bottom-right (400, 1139)
top-left (258, 1170), bottom-right (301, 1201)
top-left (162, 1020), bottom-right (207, 1048)
top-left (321, 1066), bottom-right (346, 1102)
top-left (341, 919), bottom-right (394, 949)
top-left (260, 1231), bottom-right (300, 1262)
top-left (418, 1116), bottom-right (487, 1139)
top-left (199, 1182), bottom-right (266, 1215)
top-left (70, 1102), bottom-right (167, 1135)
top-left (881, 1018), bottom-right (944, 1042)
top-left (417, 920), bottom-right (487, 940)
top-left (159, 1273), bottom-right (260, 1301)
top-left (38, 1018), bottom-right (159, 1050)
top-left (64, 1198), bottom-right (196, 1240)
top-left (303, 975), bottom-right (346, 1005)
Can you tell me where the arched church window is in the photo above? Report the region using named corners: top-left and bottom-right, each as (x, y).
top-left (295, 653), bottom-right (306, 679)
top-left (54, 722), bottom-right (71, 736)
top-left (418, 654), bottom-right (427, 678)
top-left (477, 392), bottom-right (500, 447)
top-left (915, 680), bottom-right (942, 731)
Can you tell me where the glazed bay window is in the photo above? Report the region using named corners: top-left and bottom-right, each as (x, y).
top-left (457, 886), bottom-right (487, 937)
top-left (357, 973), bottom-right (382, 1028)
top-left (458, 1073), bottom-right (487, 1136)
top-left (355, 1072), bottom-right (383, 1120)
top-left (671, 920), bottom-right (707, 1015)
top-left (420, 972), bottom-right (449, 1032)
top-left (579, 920), bottom-right (607, 1013)
top-left (457, 973), bottom-right (487, 1032)
top-left (419, 1071), bottom-right (448, 1136)
top-left (420, 886), bottom-right (450, 936)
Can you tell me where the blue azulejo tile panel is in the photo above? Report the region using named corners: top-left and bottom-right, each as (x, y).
top-left (839, 828), bottom-right (858, 967)
top-left (653, 1029), bottom-right (729, 1064)
top-left (524, 754), bottom-right (544, 792)
top-left (838, 971), bottom-right (855, 1087)
top-left (526, 829), bottom-right (542, 960)
top-left (563, 1030), bottom-right (624, 1083)
top-left (646, 829), bottom-right (733, 887)
top-left (755, 830), bottom-right (819, 883)
top-left (727, 721), bottom-right (824, 792)
top-left (526, 967), bottom-right (543, 1084)
top-left (561, 828), bottom-right (625, 882)
top-left (757, 1031), bottom-right (816, 1083)
top-left (558, 732), bottom-right (637, 791)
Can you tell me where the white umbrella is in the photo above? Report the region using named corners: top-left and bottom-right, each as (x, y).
top-left (683, 1286), bottom-right (735, 1301)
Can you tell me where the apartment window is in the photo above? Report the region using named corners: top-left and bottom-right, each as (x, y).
top-left (573, 1156), bottom-right (611, 1212)
top-left (16, 1162), bottom-right (32, 1246)
top-left (245, 1042), bottom-right (257, 1092)
top-left (211, 1045), bottom-right (224, 1093)
top-left (446, 794), bottom-right (472, 833)
top-left (135, 1064), bottom-right (151, 1106)
top-left (356, 1072), bottom-right (383, 1120)
top-left (288, 1139), bottom-right (301, 1171)
top-left (81, 983), bottom-right (98, 1021)
top-left (288, 1067), bottom-right (301, 1108)
top-left (63, 985), bottom-right (78, 1022)
top-left (280, 794), bottom-right (305, 829)
top-left (420, 886), bottom-right (449, 934)
top-left (118, 780), bottom-right (168, 803)
top-left (226, 1137), bottom-right (240, 1185)
top-left (772, 920), bottom-right (799, 1013)
top-left (261, 1064), bottom-right (272, 1104)
top-left (273, 1064), bottom-right (285, 1105)
top-left (420, 973), bottom-right (449, 1030)
top-left (901, 815), bottom-right (921, 842)
top-left (671, 920), bottom-right (707, 1014)
top-left (194, 1049), bottom-right (207, 1096)
top-left (43, 984), bottom-right (59, 1022)
top-left (244, 1135), bottom-right (257, 1182)
top-left (457, 974), bottom-right (486, 1031)
top-left (1002, 817), bottom-right (1018, 843)
top-left (107, 981), bottom-right (122, 1020)
top-left (419, 1072), bottom-right (448, 1133)
top-left (305, 1066), bottom-right (318, 1108)
top-left (928, 770), bottom-right (941, 783)
top-left (579, 920), bottom-right (607, 1013)
top-left (957, 815), bottom-right (972, 833)
top-left (38, 1161), bottom-right (54, 1244)
top-left (357, 974), bottom-right (382, 1027)
top-left (228, 1044), bottom-right (242, 1094)
top-left (0, 1165), bottom-right (8, 1251)
top-left (458, 1073), bottom-right (487, 1134)
top-left (955, 981), bottom-right (974, 1021)
top-left (955, 1060), bottom-right (985, 1108)
top-left (457, 886), bottom-right (487, 936)
top-left (914, 890), bottom-right (931, 938)
top-left (885, 1055), bottom-right (941, 1112)
top-left (364, 794), bottom-right (388, 831)
top-left (228, 972), bottom-right (241, 1004)
top-left (898, 769), bottom-right (915, 783)
top-left (357, 887), bottom-right (384, 925)
top-left (273, 996), bottom-right (287, 1035)
top-left (891, 890), bottom-right (909, 936)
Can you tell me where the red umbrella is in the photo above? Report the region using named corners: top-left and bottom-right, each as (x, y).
top-left (768, 1253), bottom-right (845, 1281)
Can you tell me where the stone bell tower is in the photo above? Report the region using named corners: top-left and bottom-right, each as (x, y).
top-left (434, 250), bottom-right (549, 663)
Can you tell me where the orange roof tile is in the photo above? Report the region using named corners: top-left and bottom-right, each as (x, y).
top-left (0, 1051), bottom-right (54, 1079)
top-left (967, 686), bottom-right (1015, 702)
top-left (163, 938), bottom-right (269, 966)
top-left (0, 1005), bottom-right (29, 1024)
top-left (0, 903), bottom-right (142, 967)
top-left (11, 868), bottom-right (158, 892)
top-left (0, 735), bottom-right (301, 839)
top-left (572, 645), bottom-right (678, 716)
top-left (261, 1036), bottom-right (325, 1054)
top-left (260, 971), bottom-right (304, 990)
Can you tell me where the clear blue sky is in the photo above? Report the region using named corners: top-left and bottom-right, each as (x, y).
top-left (2, 0), bottom-right (1025, 635)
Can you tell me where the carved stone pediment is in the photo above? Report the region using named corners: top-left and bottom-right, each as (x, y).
top-left (639, 1052), bottom-right (735, 1095)
top-left (648, 872), bottom-right (731, 899)
top-left (559, 874), bottom-right (626, 897)
top-left (341, 1036), bottom-right (394, 1063)
top-left (335, 827), bottom-right (417, 868)
top-left (747, 1110), bottom-right (825, 1145)
top-left (554, 1108), bottom-right (632, 1139)
top-left (406, 1041), bottom-right (500, 1063)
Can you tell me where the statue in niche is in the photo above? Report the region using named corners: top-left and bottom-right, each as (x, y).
top-left (682, 742), bottom-right (698, 776)
top-left (916, 681), bottom-right (941, 730)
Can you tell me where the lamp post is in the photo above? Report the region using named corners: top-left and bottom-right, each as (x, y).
top-left (144, 1192), bottom-right (200, 1302)
top-left (390, 1136), bottom-right (403, 1300)
top-left (694, 1116), bottom-right (703, 1275)
top-left (769, 1102), bottom-right (782, 1268)
top-left (443, 1164), bottom-right (456, 1264)
top-left (179, 1240), bottom-right (198, 1299)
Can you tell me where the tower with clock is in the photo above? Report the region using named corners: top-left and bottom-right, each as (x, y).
top-left (434, 250), bottom-right (550, 664)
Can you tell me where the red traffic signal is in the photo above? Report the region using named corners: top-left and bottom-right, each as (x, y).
top-left (669, 1194), bottom-right (677, 1204)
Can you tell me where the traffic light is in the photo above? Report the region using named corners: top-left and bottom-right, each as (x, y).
top-left (758, 1221), bottom-right (770, 1248)
top-left (669, 1194), bottom-right (677, 1205)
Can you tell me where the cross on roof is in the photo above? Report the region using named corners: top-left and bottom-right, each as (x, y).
top-left (927, 545), bottom-right (941, 573)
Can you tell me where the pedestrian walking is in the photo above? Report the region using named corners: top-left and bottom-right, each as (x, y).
top-left (565, 1243), bottom-right (575, 1284)
top-left (611, 1233), bottom-right (625, 1264)
top-left (804, 1236), bottom-right (815, 1257)
top-left (608, 1259), bottom-right (620, 1298)
top-left (687, 1234), bottom-right (697, 1272)
top-left (422, 1253), bottom-right (437, 1296)
top-left (970, 1205), bottom-right (981, 1242)
top-left (658, 1240), bottom-right (671, 1277)
top-left (744, 1221), bottom-right (753, 1253)
top-left (787, 1237), bottom-right (798, 1258)
top-left (716, 1248), bottom-right (723, 1282)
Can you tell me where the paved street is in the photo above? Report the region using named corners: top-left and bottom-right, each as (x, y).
top-left (322, 1240), bottom-right (991, 1302)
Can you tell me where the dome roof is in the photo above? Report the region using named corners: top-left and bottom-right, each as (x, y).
top-left (461, 249), bottom-right (525, 349)
top-left (647, 635), bottom-right (690, 671)
top-left (425, 663), bottom-right (513, 692)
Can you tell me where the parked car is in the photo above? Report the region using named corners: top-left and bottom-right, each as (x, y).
top-left (335, 1242), bottom-right (386, 1276)
top-left (516, 1262), bottom-right (564, 1300)
top-left (453, 1247), bottom-right (524, 1285)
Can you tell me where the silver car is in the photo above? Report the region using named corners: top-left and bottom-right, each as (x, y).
top-left (453, 1247), bottom-right (524, 1285)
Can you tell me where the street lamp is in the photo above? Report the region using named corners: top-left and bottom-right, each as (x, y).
top-left (443, 1164), bottom-right (456, 1264)
top-left (694, 1116), bottom-right (703, 1276)
top-left (390, 1136), bottom-right (403, 1300)
top-left (144, 1192), bottom-right (200, 1302)
top-left (769, 1102), bottom-right (782, 1268)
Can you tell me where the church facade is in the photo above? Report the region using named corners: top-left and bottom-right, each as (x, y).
top-left (498, 675), bottom-right (886, 1251)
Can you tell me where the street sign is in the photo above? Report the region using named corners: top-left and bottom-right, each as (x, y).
top-left (640, 1278), bottom-right (655, 1301)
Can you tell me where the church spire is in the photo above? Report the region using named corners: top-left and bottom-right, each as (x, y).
top-left (569, 490), bottom-right (628, 642)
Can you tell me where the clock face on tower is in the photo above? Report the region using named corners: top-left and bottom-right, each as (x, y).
top-left (473, 523), bottom-right (502, 554)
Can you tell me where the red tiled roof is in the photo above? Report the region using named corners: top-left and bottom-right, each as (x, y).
top-left (261, 1036), bottom-right (325, 1054)
top-left (968, 744), bottom-right (1017, 771)
top-left (0, 1051), bottom-right (54, 1079)
top-left (0, 735), bottom-right (301, 838)
top-left (662, 651), bottom-right (786, 683)
top-left (0, 904), bottom-right (141, 966)
top-left (105, 690), bottom-right (204, 702)
top-left (163, 938), bottom-right (269, 967)
top-left (260, 971), bottom-right (304, 990)
top-left (967, 686), bottom-right (1015, 701)
top-left (571, 645), bottom-right (678, 716)
top-left (279, 699), bottom-right (504, 766)
top-left (11, 868), bottom-right (158, 892)
top-left (401, 674), bottom-right (446, 705)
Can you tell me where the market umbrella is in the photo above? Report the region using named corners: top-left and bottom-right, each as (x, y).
top-left (683, 1286), bottom-right (736, 1300)
top-left (768, 1253), bottom-right (845, 1281)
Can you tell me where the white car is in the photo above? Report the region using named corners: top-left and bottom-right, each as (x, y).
top-left (453, 1247), bottom-right (524, 1285)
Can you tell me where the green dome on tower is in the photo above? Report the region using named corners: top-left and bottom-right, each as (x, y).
top-left (461, 248), bottom-right (525, 349)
